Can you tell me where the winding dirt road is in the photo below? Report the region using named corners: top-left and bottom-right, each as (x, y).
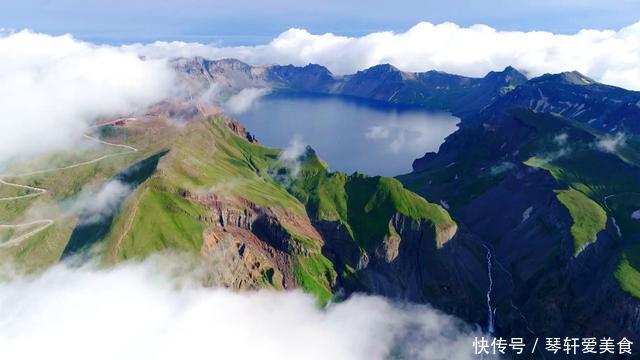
top-left (0, 119), bottom-right (138, 248)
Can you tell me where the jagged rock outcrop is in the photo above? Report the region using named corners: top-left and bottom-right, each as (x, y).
top-left (226, 119), bottom-right (257, 143)
top-left (311, 211), bottom-right (487, 323)
top-left (181, 190), bottom-right (327, 291)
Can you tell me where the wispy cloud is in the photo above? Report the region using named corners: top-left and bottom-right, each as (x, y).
top-left (489, 161), bottom-right (515, 176)
top-left (365, 116), bottom-right (459, 154)
top-left (69, 180), bottom-right (132, 225)
top-left (595, 132), bottom-right (626, 153)
top-left (278, 134), bottom-right (307, 178)
top-left (554, 133), bottom-right (568, 146)
top-left (0, 255), bottom-right (481, 360)
top-left (537, 147), bottom-right (571, 164)
top-left (224, 87), bottom-right (270, 114)
top-left (0, 30), bottom-right (175, 167)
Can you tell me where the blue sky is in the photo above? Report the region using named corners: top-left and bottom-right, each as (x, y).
top-left (2, 0), bottom-right (640, 45)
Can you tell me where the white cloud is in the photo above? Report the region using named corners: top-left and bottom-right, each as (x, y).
top-left (278, 134), bottom-right (307, 178)
top-left (0, 255), bottom-right (481, 360)
top-left (280, 134), bottom-right (307, 162)
top-left (224, 87), bottom-right (270, 114)
top-left (69, 179), bottom-right (131, 225)
top-left (365, 125), bottom-right (392, 140)
top-left (0, 30), bottom-right (175, 167)
top-left (129, 21), bottom-right (640, 90)
top-left (537, 147), bottom-right (571, 164)
top-left (554, 133), bottom-right (568, 146)
top-left (596, 132), bottom-right (626, 153)
top-left (489, 161), bottom-right (515, 176)
top-left (365, 115), bottom-right (459, 154)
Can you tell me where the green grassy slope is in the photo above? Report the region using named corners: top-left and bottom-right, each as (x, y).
top-left (292, 254), bottom-right (337, 304)
top-left (99, 116), bottom-right (338, 302)
top-left (555, 188), bottom-right (607, 255)
top-left (478, 110), bottom-right (640, 294)
top-left (0, 126), bottom-right (157, 270)
top-left (163, 116), bottom-right (306, 213)
top-left (2, 114), bottom-right (457, 304)
top-left (400, 108), bottom-right (640, 298)
top-left (523, 115), bottom-right (640, 297)
top-left (115, 185), bottom-right (208, 260)
top-left (288, 149), bottom-right (456, 252)
top-left (510, 111), bottom-right (640, 295)
top-left (616, 247), bottom-right (640, 298)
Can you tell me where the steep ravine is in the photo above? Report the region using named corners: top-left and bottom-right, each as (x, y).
top-left (482, 244), bottom-right (496, 334)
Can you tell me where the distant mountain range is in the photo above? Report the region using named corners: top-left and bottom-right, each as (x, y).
top-left (175, 57), bottom-right (640, 134)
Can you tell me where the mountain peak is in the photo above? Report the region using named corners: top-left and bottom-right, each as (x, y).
top-left (364, 63), bottom-right (401, 73)
top-left (531, 71), bottom-right (596, 86)
top-left (301, 63), bottom-right (333, 75)
top-left (559, 71), bottom-right (596, 85)
top-left (483, 66), bottom-right (527, 87)
top-left (501, 65), bottom-right (526, 77)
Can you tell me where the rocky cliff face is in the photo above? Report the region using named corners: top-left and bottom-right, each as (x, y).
top-left (182, 190), bottom-right (326, 290)
top-left (357, 214), bottom-right (485, 319)
top-left (177, 183), bottom-right (479, 315)
top-left (312, 210), bottom-right (488, 323)
top-left (267, 64), bottom-right (336, 92)
top-left (172, 57), bottom-right (269, 96)
top-left (401, 106), bottom-right (640, 345)
top-left (226, 119), bottom-right (257, 143)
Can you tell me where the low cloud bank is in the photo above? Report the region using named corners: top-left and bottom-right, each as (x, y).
top-left (224, 87), bottom-right (270, 114)
top-left (69, 179), bottom-right (131, 225)
top-left (270, 135), bottom-right (307, 185)
top-left (280, 135), bottom-right (306, 161)
top-left (131, 21), bottom-right (640, 90)
top-left (0, 30), bottom-right (175, 167)
top-left (365, 115), bottom-right (459, 155)
top-left (0, 255), bottom-right (480, 360)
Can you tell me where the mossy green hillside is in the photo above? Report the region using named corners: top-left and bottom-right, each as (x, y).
top-left (500, 110), bottom-right (640, 295)
top-left (616, 244), bottom-right (640, 298)
top-left (292, 254), bottom-right (337, 305)
top-left (162, 116), bottom-right (306, 214)
top-left (98, 116), bottom-right (338, 301)
top-left (114, 185), bottom-right (208, 260)
top-left (289, 150), bottom-right (456, 251)
top-left (555, 188), bottom-right (607, 255)
top-left (1, 114), bottom-right (456, 304)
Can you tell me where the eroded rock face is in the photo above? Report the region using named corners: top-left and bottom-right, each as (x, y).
top-left (182, 191), bottom-right (325, 290)
top-left (180, 185), bottom-right (485, 324)
top-left (226, 119), bottom-right (257, 143)
top-left (312, 212), bottom-right (488, 324)
top-left (366, 215), bottom-right (485, 321)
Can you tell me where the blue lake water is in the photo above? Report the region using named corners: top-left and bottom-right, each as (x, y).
top-left (236, 92), bottom-right (460, 176)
